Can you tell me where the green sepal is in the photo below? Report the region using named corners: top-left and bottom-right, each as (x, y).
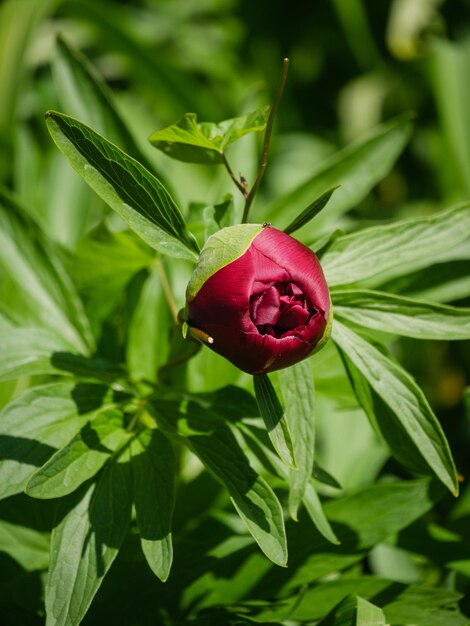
top-left (186, 223), bottom-right (264, 301)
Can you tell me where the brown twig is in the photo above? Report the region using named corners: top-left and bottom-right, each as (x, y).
top-left (222, 153), bottom-right (248, 198)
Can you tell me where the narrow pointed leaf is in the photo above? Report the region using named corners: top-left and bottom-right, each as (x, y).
top-left (332, 289), bottom-right (470, 339)
top-left (317, 594), bottom-right (386, 626)
top-left (278, 360), bottom-right (315, 519)
top-left (261, 115), bottom-right (413, 230)
top-left (45, 111), bottom-right (198, 260)
top-left (332, 319), bottom-right (458, 495)
top-left (45, 451), bottom-right (132, 626)
top-left (253, 374), bottom-right (296, 469)
top-left (131, 429), bottom-right (175, 582)
top-left (154, 400), bottom-right (288, 567)
top-left (240, 423), bottom-right (339, 545)
top-left (283, 186), bottom-right (339, 235)
top-left (322, 204), bottom-right (470, 287)
top-left (26, 408), bottom-right (131, 499)
top-left (303, 481), bottom-right (340, 545)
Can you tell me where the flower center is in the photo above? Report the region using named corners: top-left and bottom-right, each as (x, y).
top-left (249, 282), bottom-right (317, 338)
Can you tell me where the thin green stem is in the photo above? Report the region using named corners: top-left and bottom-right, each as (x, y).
top-left (155, 259), bottom-right (179, 325)
top-left (242, 58), bottom-right (289, 224)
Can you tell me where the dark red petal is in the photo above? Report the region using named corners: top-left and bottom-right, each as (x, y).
top-left (252, 227), bottom-right (330, 319)
top-left (251, 286), bottom-right (280, 325)
top-left (277, 303), bottom-right (310, 329)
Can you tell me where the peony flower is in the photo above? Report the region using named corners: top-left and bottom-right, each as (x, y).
top-left (184, 224), bottom-right (332, 374)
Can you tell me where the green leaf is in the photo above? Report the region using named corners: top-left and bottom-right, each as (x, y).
top-left (131, 429), bottom-right (175, 582)
top-left (254, 478), bottom-right (443, 597)
top-left (302, 481), bottom-right (340, 545)
top-left (0, 519), bottom-right (49, 571)
top-left (0, 188), bottom-right (94, 352)
top-left (278, 361), bottom-right (315, 519)
top-left (0, 382), bottom-right (113, 499)
top-left (332, 319), bottom-right (458, 495)
top-left (317, 594), bottom-right (386, 626)
top-left (45, 111), bottom-right (199, 260)
top-left (333, 289), bottom-right (470, 339)
top-left (322, 204), bottom-right (470, 287)
top-left (45, 451), bottom-right (132, 626)
top-left (26, 408), bottom-right (131, 499)
top-left (72, 224), bottom-right (155, 331)
top-left (261, 115), bottom-right (413, 231)
top-left (272, 577), bottom-right (466, 625)
top-left (431, 38), bottom-right (470, 197)
top-left (253, 374), bottom-right (296, 469)
top-left (0, 327), bottom-right (66, 381)
top-left (384, 583), bottom-right (468, 626)
top-left (149, 107), bottom-right (270, 165)
top-left (283, 186), bottom-right (339, 235)
top-left (53, 35), bottom-right (158, 175)
top-left (154, 400), bottom-right (288, 567)
top-left (126, 265), bottom-right (171, 382)
top-left (380, 260), bottom-right (470, 303)
top-left (313, 463), bottom-right (342, 489)
top-left (239, 424), bottom-right (338, 544)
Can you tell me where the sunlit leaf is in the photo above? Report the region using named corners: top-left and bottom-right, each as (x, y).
top-left (149, 107), bottom-right (269, 165)
top-left (332, 319), bottom-right (458, 494)
top-left (45, 111), bottom-right (199, 260)
top-left (322, 204), bottom-right (470, 287)
top-left (333, 289), bottom-right (470, 339)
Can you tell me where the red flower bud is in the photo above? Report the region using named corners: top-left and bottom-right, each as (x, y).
top-left (185, 224), bottom-right (332, 374)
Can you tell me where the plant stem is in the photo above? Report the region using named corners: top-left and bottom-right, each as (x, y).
top-left (156, 259), bottom-right (179, 324)
top-left (242, 58), bottom-right (289, 224)
top-left (222, 153), bottom-right (248, 197)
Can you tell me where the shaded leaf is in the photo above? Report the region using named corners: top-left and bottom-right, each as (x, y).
top-left (253, 374), bottom-right (296, 469)
top-left (45, 451), bottom-right (132, 626)
top-left (278, 361), bottom-right (315, 519)
top-left (131, 429), bottom-right (175, 581)
top-left (317, 594), bottom-right (386, 626)
top-left (154, 399), bottom-right (288, 567)
top-left (26, 409), bottom-right (131, 499)
top-left (0, 382), bottom-right (111, 500)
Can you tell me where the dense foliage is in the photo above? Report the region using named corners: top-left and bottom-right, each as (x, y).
top-left (0, 1), bottom-right (469, 625)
